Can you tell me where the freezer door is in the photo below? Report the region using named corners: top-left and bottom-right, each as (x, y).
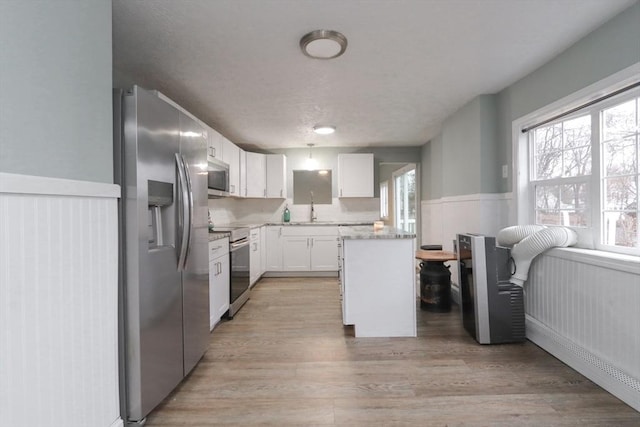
top-left (178, 112), bottom-right (210, 375)
top-left (121, 87), bottom-right (184, 422)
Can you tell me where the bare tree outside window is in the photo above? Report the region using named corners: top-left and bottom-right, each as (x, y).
top-left (532, 115), bottom-right (591, 227)
top-left (601, 98), bottom-right (639, 247)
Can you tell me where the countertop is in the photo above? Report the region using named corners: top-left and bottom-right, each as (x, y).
top-left (208, 231), bottom-right (230, 242)
top-left (339, 225), bottom-right (416, 240)
top-left (415, 250), bottom-right (457, 261)
top-left (212, 221), bottom-right (375, 229)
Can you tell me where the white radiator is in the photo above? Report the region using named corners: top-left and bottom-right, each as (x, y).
top-left (0, 173), bottom-right (122, 427)
top-left (526, 249), bottom-right (640, 412)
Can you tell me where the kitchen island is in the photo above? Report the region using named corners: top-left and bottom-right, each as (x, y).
top-left (339, 225), bottom-right (416, 337)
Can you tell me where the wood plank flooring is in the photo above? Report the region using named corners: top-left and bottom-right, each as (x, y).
top-left (146, 277), bottom-right (640, 426)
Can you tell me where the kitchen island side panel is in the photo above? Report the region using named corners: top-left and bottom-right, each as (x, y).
top-left (343, 238), bottom-right (416, 337)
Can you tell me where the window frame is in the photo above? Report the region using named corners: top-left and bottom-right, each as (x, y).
top-left (513, 64), bottom-right (640, 257)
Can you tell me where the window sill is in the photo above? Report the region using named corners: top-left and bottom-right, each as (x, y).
top-left (544, 247), bottom-right (640, 275)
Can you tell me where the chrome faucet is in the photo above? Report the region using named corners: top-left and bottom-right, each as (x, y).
top-left (310, 191), bottom-right (317, 222)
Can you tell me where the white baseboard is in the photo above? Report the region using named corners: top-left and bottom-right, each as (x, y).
top-left (526, 315), bottom-right (640, 412)
top-left (110, 418), bottom-right (124, 427)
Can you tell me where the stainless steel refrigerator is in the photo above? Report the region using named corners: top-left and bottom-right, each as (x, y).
top-left (114, 86), bottom-right (209, 425)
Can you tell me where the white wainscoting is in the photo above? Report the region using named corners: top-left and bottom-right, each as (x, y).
top-left (526, 249), bottom-right (640, 412)
top-left (421, 193), bottom-right (513, 295)
top-left (0, 173), bottom-right (122, 427)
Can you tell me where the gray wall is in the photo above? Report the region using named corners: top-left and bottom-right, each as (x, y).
top-left (0, 1), bottom-right (113, 183)
top-left (422, 95), bottom-right (498, 199)
top-left (421, 1), bottom-right (640, 200)
top-left (495, 1), bottom-right (640, 193)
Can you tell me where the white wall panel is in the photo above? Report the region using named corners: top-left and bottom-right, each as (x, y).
top-left (421, 193), bottom-right (512, 289)
top-left (0, 178), bottom-right (120, 427)
top-left (526, 251), bottom-right (640, 411)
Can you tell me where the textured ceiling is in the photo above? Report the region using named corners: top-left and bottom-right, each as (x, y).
top-left (112, 0), bottom-right (634, 150)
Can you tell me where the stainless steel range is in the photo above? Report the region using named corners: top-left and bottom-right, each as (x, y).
top-left (213, 226), bottom-right (250, 317)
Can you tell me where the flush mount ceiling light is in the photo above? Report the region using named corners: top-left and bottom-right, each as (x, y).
top-left (300, 30), bottom-right (347, 59)
top-left (313, 125), bottom-right (336, 135)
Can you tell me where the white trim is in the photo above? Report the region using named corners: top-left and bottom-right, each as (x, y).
top-left (526, 316), bottom-right (640, 412)
top-left (110, 419), bottom-right (124, 427)
top-left (0, 172), bottom-right (120, 198)
top-left (541, 247), bottom-right (639, 275)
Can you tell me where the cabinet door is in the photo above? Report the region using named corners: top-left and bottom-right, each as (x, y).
top-left (249, 237), bottom-right (261, 286)
top-left (282, 236), bottom-right (311, 271)
top-left (209, 258), bottom-right (217, 330)
top-left (239, 148), bottom-right (247, 197)
top-left (310, 236), bottom-right (339, 271)
top-left (245, 152), bottom-right (266, 198)
top-left (210, 252), bottom-right (230, 330)
top-left (210, 253), bottom-right (230, 329)
top-left (338, 153), bottom-right (374, 197)
top-left (208, 128), bottom-right (223, 162)
top-left (260, 226), bottom-right (266, 275)
top-left (222, 138), bottom-right (240, 196)
top-left (266, 154), bottom-right (287, 198)
top-left (265, 226), bottom-right (283, 271)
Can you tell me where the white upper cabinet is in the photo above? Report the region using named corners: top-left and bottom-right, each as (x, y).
top-left (222, 137), bottom-right (240, 196)
top-left (266, 154), bottom-right (287, 199)
top-left (207, 128), bottom-right (223, 162)
top-left (245, 151), bottom-right (266, 198)
top-left (338, 153), bottom-right (374, 197)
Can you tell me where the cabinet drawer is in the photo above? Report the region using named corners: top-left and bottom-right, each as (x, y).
top-left (209, 238), bottom-right (229, 261)
top-left (249, 227), bottom-right (261, 241)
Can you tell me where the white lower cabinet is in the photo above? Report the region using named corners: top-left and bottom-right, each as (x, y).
top-left (282, 236), bottom-right (312, 271)
top-left (277, 226), bottom-right (339, 272)
top-left (209, 238), bottom-right (230, 330)
top-left (266, 226), bottom-right (283, 270)
top-left (260, 225), bottom-right (266, 275)
top-left (309, 235), bottom-right (340, 270)
top-left (249, 227), bottom-right (262, 286)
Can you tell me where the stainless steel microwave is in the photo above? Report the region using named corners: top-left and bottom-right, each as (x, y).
top-left (207, 158), bottom-right (230, 197)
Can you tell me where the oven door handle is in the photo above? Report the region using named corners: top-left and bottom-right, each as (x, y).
top-left (230, 240), bottom-right (250, 252)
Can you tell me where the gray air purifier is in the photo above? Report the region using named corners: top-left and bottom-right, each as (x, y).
top-left (456, 233), bottom-right (525, 344)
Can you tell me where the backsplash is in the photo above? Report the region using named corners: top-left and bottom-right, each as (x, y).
top-left (208, 197), bottom-right (381, 225)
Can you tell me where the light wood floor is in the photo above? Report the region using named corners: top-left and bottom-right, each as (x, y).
top-left (146, 277), bottom-right (640, 426)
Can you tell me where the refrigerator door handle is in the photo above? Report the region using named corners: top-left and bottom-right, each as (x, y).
top-left (181, 154), bottom-right (194, 266)
top-left (175, 153), bottom-right (190, 270)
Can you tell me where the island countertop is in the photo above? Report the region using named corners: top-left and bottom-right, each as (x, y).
top-left (339, 225), bottom-right (416, 240)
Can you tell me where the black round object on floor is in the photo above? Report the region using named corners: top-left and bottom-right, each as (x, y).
top-left (419, 261), bottom-right (451, 312)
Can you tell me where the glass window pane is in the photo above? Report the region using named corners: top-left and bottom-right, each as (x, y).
top-left (535, 151), bottom-right (562, 179)
top-left (536, 209), bottom-right (561, 225)
top-left (603, 176), bottom-right (638, 210)
top-left (536, 185), bottom-right (559, 209)
top-left (560, 183), bottom-right (587, 209)
top-left (564, 115), bottom-right (591, 148)
top-left (535, 124), bottom-right (562, 151)
top-left (603, 137), bottom-right (637, 177)
top-left (602, 99), bottom-right (637, 142)
top-left (603, 211), bottom-right (638, 248)
top-left (563, 146), bottom-right (591, 177)
top-left (564, 210), bottom-right (588, 227)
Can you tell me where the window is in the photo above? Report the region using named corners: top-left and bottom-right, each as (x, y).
top-left (393, 166), bottom-right (416, 233)
top-left (523, 87), bottom-right (639, 255)
top-left (380, 180), bottom-right (389, 219)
